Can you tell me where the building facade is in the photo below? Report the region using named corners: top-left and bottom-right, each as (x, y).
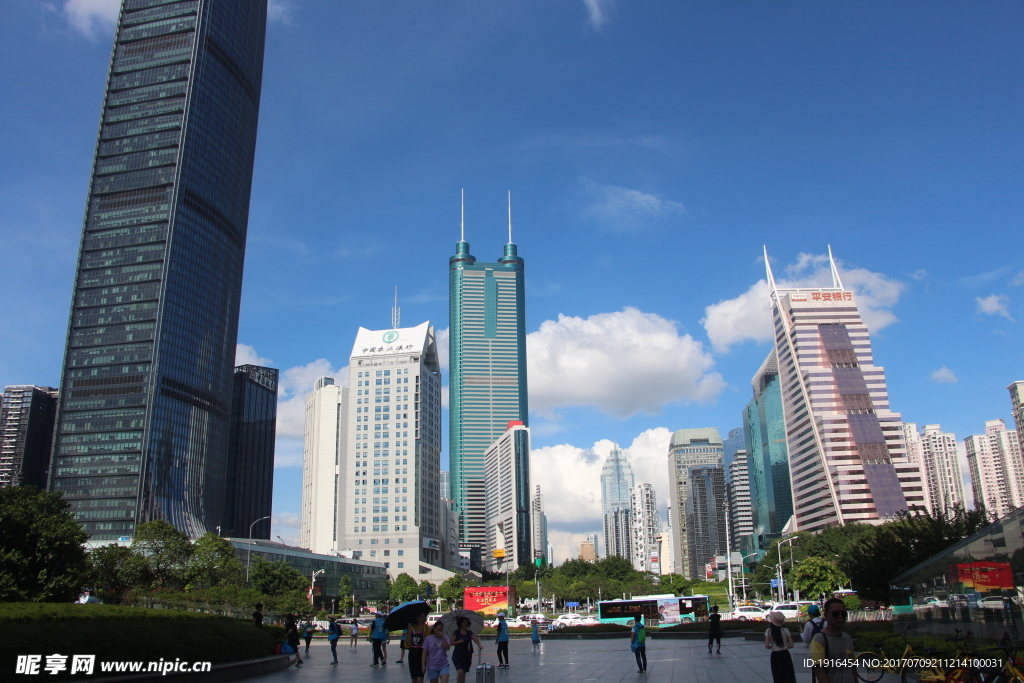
top-left (630, 483), bottom-right (660, 574)
top-left (766, 248), bottom-right (925, 532)
top-left (222, 365), bottom-right (277, 539)
top-left (728, 452), bottom-right (754, 552)
top-left (448, 219), bottom-right (528, 550)
top-left (600, 446), bottom-right (635, 560)
top-left (48, 1), bottom-right (267, 540)
top-left (685, 465), bottom-right (728, 581)
top-left (1009, 382), bottom-right (1024, 469)
top-left (906, 423), bottom-right (964, 514)
top-left (0, 386), bottom-right (59, 489)
top-left (579, 540), bottom-right (597, 562)
top-left (300, 377), bottom-right (347, 555)
top-left (483, 421), bottom-right (531, 572)
top-left (966, 419), bottom-right (1024, 519)
top-left (531, 484), bottom-right (548, 564)
top-left (722, 427), bottom-right (745, 481)
top-left (902, 423), bottom-right (934, 514)
top-left (667, 428), bottom-right (724, 577)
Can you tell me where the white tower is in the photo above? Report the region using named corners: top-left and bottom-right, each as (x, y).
top-left (300, 377), bottom-right (347, 554)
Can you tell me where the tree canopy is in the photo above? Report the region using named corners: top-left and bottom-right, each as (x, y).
top-left (249, 557), bottom-right (307, 596)
top-left (390, 573), bottom-right (419, 603)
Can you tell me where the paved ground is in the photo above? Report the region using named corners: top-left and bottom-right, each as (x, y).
top-left (252, 637), bottom-right (902, 682)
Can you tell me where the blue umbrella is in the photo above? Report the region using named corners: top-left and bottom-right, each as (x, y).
top-left (384, 600), bottom-right (430, 632)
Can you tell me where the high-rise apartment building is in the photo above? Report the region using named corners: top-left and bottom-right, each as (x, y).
top-left (483, 421), bottom-right (531, 572)
top-left (966, 419), bottom-right (1024, 519)
top-left (531, 485), bottom-right (548, 563)
top-left (766, 248), bottom-right (925, 532)
top-left (600, 446), bottom-right (635, 560)
top-left (905, 423), bottom-right (965, 514)
top-left (222, 365), bottom-right (277, 539)
top-left (448, 214), bottom-right (528, 549)
top-left (301, 377), bottom-right (346, 554)
top-left (902, 423), bottom-right (934, 514)
top-left (1009, 382), bottom-right (1024, 468)
top-left (0, 386), bottom-right (59, 489)
top-left (668, 428), bottom-right (723, 577)
top-left (630, 483), bottom-right (660, 573)
top-left (728, 453), bottom-right (754, 552)
top-left (342, 322), bottom-right (445, 571)
top-left (48, 1), bottom-right (267, 540)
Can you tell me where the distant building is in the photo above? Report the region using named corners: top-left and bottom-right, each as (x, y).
top-left (483, 421), bottom-right (532, 572)
top-left (906, 423), bottom-right (965, 513)
top-left (459, 544), bottom-right (482, 573)
top-left (222, 366), bottom-right (277, 539)
top-left (657, 529), bottom-right (673, 576)
top-left (585, 532), bottom-right (600, 557)
top-left (668, 428), bottom-right (724, 578)
top-left (728, 453), bottom-right (754, 552)
top-left (966, 419), bottom-right (1024, 518)
top-left (301, 377), bottom-right (347, 554)
top-left (440, 470), bottom-right (450, 501)
top-left (630, 483), bottom-right (660, 573)
top-left (1009, 382), bottom-right (1024, 472)
top-left (531, 484), bottom-right (548, 563)
top-left (685, 465), bottom-right (728, 581)
top-left (902, 423), bottom-right (934, 514)
top-left (600, 446), bottom-right (635, 560)
top-left (0, 386), bottom-right (59, 490)
top-left (722, 428), bottom-right (745, 481)
top-left (579, 540), bottom-right (597, 562)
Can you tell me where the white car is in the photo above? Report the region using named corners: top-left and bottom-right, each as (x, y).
top-left (978, 597), bottom-right (1008, 609)
top-left (728, 605), bottom-right (768, 621)
top-left (770, 604), bottom-right (802, 621)
top-left (554, 613), bottom-right (585, 624)
top-left (520, 613), bottom-right (551, 624)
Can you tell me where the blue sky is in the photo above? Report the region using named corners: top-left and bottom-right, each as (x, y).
top-left (2, 0), bottom-right (1022, 560)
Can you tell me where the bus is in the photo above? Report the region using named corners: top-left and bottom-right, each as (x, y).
top-left (598, 595), bottom-right (709, 626)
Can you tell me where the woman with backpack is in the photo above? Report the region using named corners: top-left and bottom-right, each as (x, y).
top-left (764, 611), bottom-right (797, 683)
top-left (630, 614), bottom-right (648, 673)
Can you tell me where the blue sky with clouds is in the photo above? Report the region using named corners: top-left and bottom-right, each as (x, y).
top-left (2, 0), bottom-right (1023, 560)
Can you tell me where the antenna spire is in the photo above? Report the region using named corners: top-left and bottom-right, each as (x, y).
top-left (507, 191), bottom-right (513, 244)
top-left (763, 246), bottom-right (777, 293)
top-left (827, 245), bottom-right (844, 289)
top-left (391, 287), bottom-right (400, 329)
top-left (460, 188), bottom-right (465, 242)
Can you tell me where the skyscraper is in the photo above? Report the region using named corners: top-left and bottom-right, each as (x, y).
top-left (1009, 382), bottom-right (1024, 466)
top-left (301, 377), bottom-right (347, 554)
top-left (600, 446), bottom-right (635, 560)
top-left (722, 427), bottom-right (745, 481)
top-left (902, 423), bottom-right (934, 513)
top-left (531, 484), bottom-right (548, 563)
top-left (667, 428), bottom-right (723, 577)
top-left (630, 483), bottom-right (660, 574)
top-left (483, 421), bottom-right (531, 572)
top-left (0, 386), bottom-right (59, 489)
top-left (728, 453), bottom-right (754, 552)
top-left (448, 201), bottom-right (528, 549)
top-left (743, 349), bottom-right (793, 555)
top-left (919, 424), bottom-right (965, 512)
top-left (222, 365), bottom-right (277, 539)
top-left (48, 1), bottom-right (267, 540)
top-left (766, 248), bottom-right (925, 532)
top-left (966, 419), bottom-right (1024, 519)
top-left (342, 322), bottom-right (446, 570)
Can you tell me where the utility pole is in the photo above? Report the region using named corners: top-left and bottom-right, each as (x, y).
top-left (245, 515), bottom-right (271, 585)
top-left (724, 501), bottom-right (734, 612)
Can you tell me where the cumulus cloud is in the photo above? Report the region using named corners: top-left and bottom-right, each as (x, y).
top-left (64, 0), bottom-right (118, 38)
top-left (582, 0), bottom-right (615, 30)
top-left (436, 327), bottom-right (449, 373)
top-left (271, 355), bottom-right (348, 468)
top-left (271, 513), bottom-right (301, 546)
top-left (527, 308), bottom-right (724, 418)
top-left (579, 177), bottom-right (683, 232)
top-left (547, 529), bottom-right (592, 565)
top-left (976, 294), bottom-right (1014, 321)
top-left (1012, 271), bottom-right (1024, 287)
top-left (235, 343), bottom-right (273, 367)
top-left (267, 0), bottom-right (295, 25)
top-left (930, 366), bottom-right (958, 384)
top-left (702, 252), bottom-right (906, 353)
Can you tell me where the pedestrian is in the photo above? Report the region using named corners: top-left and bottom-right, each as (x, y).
top-left (531, 620), bottom-right (541, 653)
top-left (371, 611), bottom-right (388, 666)
top-left (302, 617), bottom-right (314, 653)
top-left (253, 602), bottom-right (263, 629)
top-left (397, 628), bottom-right (408, 663)
top-left (423, 621), bottom-right (452, 683)
top-left (327, 616), bottom-right (340, 665)
top-left (765, 611), bottom-right (796, 683)
top-left (802, 605), bottom-right (824, 648)
top-left (405, 612), bottom-right (429, 683)
top-left (631, 613), bottom-right (648, 673)
top-left (810, 598), bottom-right (855, 683)
top-left (284, 614), bottom-right (303, 667)
top-left (708, 604), bottom-right (723, 654)
top-left (450, 616), bottom-right (483, 683)
top-left (349, 618), bottom-right (360, 647)
top-left (383, 627), bottom-right (390, 662)
top-left (495, 612), bottom-right (510, 669)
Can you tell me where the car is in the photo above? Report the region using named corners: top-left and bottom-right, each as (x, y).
top-left (918, 596), bottom-right (949, 609)
top-left (728, 605), bottom-right (768, 621)
top-left (576, 616), bottom-right (600, 626)
top-left (978, 596), bottom-right (1009, 609)
top-left (554, 613), bottom-right (585, 624)
top-left (770, 604), bottom-right (802, 621)
top-left (520, 613), bottom-right (551, 624)
top-left (948, 594), bottom-right (968, 606)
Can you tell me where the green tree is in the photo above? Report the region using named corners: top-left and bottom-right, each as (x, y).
top-left (438, 575), bottom-right (464, 608)
top-left (0, 486), bottom-right (89, 602)
top-left (593, 556), bottom-right (635, 582)
top-left (249, 557), bottom-right (307, 596)
top-left (132, 520), bottom-right (193, 589)
top-left (663, 574), bottom-right (693, 596)
top-left (184, 533), bottom-right (244, 589)
top-left (338, 576), bottom-right (354, 614)
top-left (789, 556), bottom-right (849, 600)
top-left (390, 573), bottom-right (419, 603)
top-left (88, 544), bottom-right (150, 599)
top-left (418, 580), bottom-right (434, 599)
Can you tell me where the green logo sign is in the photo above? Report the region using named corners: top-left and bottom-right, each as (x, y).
top-left (382, 330), bottom-right (399, 343)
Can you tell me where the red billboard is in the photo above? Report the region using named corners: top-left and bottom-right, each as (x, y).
top-left (951, 561), bottom-right (1013, 592)
top-left (464, 586), bottom-right (516, 614)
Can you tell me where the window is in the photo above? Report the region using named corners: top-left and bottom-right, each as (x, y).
top-left (398, 562), bottom-right (404, 568)
top-left (383, 550), bottom-right (390, 556)
top-left (398, 550), bottom-right (404, 556)
top-left (370, 550), bottom-right (377, 556)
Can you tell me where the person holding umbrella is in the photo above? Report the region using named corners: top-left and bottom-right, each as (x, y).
top-left (404, 611), bottom-right (429, 683)
top-left (450, 616), bottom-right (483, 683)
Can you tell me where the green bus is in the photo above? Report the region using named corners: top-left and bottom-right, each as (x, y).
top-left (598, 594), bottom-right (709, 625)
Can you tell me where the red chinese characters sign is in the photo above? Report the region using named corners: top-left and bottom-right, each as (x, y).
top-left (464, 586), bottom-right (515, 614)
top-left (951, 561), bottom-right (1013, 592)
top-left (810, 292), bottom-right (853, 302)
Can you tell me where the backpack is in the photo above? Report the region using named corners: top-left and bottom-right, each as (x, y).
top-left (808, 618), bottom-right (825, 642)
top-left (635, 624), bottom-right (646, 646)
top-left (327, 622), bottom-right (339, 641)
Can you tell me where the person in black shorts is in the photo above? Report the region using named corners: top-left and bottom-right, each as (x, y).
top-left (405, 612), bottom-right (429, 683)
top-left (708, 605), bottom-right (723, 654)
top-left (450, 616), bottom-right (483, 683)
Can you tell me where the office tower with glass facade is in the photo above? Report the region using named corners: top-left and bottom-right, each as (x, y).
top-left (600, 446), bottom-right (635, 560)
top-left (668, 428), bottom-right (723, 577)
top-left (448, 226), bottom-right (528, 549)
top-left (222, 365), bottom-right (277, 539)
top-left (728, 453), bottom-right (754, 552)
top-left (483, 421), bottom-right (531, 572)
top-left (966, 419), bottom-right (1024, 519)
top-left (48, 1), bottom-right (267, 540)
top-left (0, 386), bottom-right (60, 489)
top-left (722, 427), bottom-right (745, 481)
top-left (743, 349), bottom-right (793, 555)
top-left (765, 248), bottom-right (925, 532)
top-left (685, 465), bottom-right (728, 581)
top-left (301, 377), bottom-right (347, 555)
top-left (630, 483), bottom-right (660, 573)
top-left (342, 322), bottom-right (446, 571)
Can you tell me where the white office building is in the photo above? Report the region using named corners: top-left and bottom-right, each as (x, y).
top-left (630, 483), bottom-right (660, 574)
top-left (966, 419), bottom-right (1024, 519)
top-left (300, 377), bottom-right (347, 555)
top-left (728, 453), bottom-right (754, 551)
top-left (766, 247), bottom-right (926, 531)
top-left (483, 421), bottom-right (532, 572)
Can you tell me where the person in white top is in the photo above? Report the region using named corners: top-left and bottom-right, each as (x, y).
top-left (802, 604), bottom-right (824, 648)
top-left (765, 611), bottom-right (796, 683)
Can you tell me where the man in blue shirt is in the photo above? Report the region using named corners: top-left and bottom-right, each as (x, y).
top-left (371, 612), bottom-right (388, 667)
top-left (496, 612), bottom-right (510, 668)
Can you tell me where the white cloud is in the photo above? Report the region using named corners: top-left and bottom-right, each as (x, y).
top-left (64, 0), bottom-right (118, 38)
top-left (274, 357), bottom-right (347, 468)
top-left (527, 307), bottom-right (724, 418)
top-left (702, 253), bottom-right (906, 353)
top-left (271, 513), bottom-right (300, 546)
top-left (579, 177), bottom-right (683, 232)
top-left (930, 366), bottom-right (958, 384)
top-left (436, 327), bottom-right (449, 373)
top-left (235, 343), bottom-right (273, 367)
top-left (976, 294), bottom-right (1014, 321)
top-left (582, 0), bottom-right (615, 30)
top-left (547, 529), bottom-right (592, 566)
top-left (1012, 271), bottom-right (1024, 287)
top-left (267, 0), bottom-right (295, 25)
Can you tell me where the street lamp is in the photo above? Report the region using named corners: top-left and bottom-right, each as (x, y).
top-left (739, 553), bottom-right (758, 601)
top-left (777, 537), bottom-right (797, 601)
top-left (246, 515), bottom-right (272, 585)
top-left (310, 569), bottom-right (325, 607)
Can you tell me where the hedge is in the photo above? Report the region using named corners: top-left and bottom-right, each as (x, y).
top-left (0, 603), bottom-right (284, 680)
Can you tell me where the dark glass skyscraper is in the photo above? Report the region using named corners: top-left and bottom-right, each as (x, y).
top-left (223, 365), bottom-right (278, 540)
top-left (0, 386), bottom-right (60, 489)
top-left (49, 0), bottom-right (267, 540)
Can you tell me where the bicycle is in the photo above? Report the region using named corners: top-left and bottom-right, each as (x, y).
top-left (855, 626), bottom-right (952, 683)
top-left (945, 632), bottom-right (1024, 683)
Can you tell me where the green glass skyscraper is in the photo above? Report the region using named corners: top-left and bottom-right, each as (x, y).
top-left (449, 207), bottom-right (528, 549)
